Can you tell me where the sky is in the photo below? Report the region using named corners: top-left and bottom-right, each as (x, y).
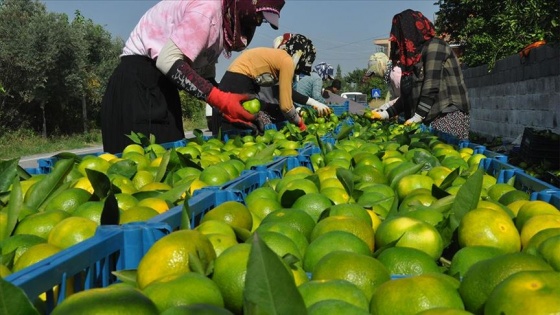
top-left (43, 0), bottom-right (439, 78)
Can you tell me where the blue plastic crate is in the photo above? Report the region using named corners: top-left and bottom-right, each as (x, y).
top-left (482, 149), bottom-right (507, 162)
top-left (298, 143), bottom-right (321, 156)
top-left (329, 101), bottom-right (349, 116)
top-left (532, 189), bottom-right (560, 209)
top-left (254, 155), bottom-right (313, 175)
top-left (501, 169), bottom-right (560, 198)
top-left (479, 158), bottom-right (523, 181)
top-left (5, 222), bottom-right (171, 312)
top-left (458, 141), bottom-right (486, 154)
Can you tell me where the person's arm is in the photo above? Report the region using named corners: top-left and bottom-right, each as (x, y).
top-left (156, 39), bottom-right (254, 124)
top-left (311, 76), bottom-right (325, 102)
top-left (413, 40), bottom-right (444, 120)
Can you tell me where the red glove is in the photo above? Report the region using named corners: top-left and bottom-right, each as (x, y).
top-left (297, 119), bottom-right (307, 131)
top-left (207, 87), bottom-right (255, 124)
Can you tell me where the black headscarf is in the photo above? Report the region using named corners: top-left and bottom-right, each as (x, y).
top-left (276, 33), bottom-right (316, 75)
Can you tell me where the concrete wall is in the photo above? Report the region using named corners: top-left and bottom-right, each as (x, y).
top-left (462, 44), bottom-right (560, 143)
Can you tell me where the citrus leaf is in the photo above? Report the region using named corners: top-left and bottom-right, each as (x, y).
top-left (429, 194), bottom-right (456, 214)
top-left (180, 202), bottom-right (191, 230)
top-left (449, 169), bottom-right (483, 231)
top-left (107, 159), bottom-right (137, 179)
top-left (439, 168), bottom-right (460, 190)
top-left (100, 193), bottom-right (119, 226)
top-left (15, 165), bottom-right (33, 181)
top-left (336, 168), bottom-right (354, 197)
top-left (154, 150), bottom-right (171, 183)
top-left (176, 152), bottom-right (202, 170)
top-left (4, 177), bottom-right (23, 241)
top-left (244, 232), bottom-right (307, 315)
top-left (432, 184), bottom-right (451, 199)
top-left (254, 143), bottom-right (278, 161)
top-left (335, 123), bottom-right (354, 140)
top-left (188, 252), bottom-right (206, 275)
top-left (0, 159), bottom-right (18, 193)
top-left (389, 162), bottom-right (425, 189)
top-left (0, 277), bottom-right (40, 315)
top-left (111, 270), bottom-right (138, 286)
top-left (280, 188), bottom-right (306, 208)
top-left (232, 226), bottom-right (252, 242)
top-left (86, 168), bottom-right (111, 200)
top-left (23, 158), bottom-right (73, 211)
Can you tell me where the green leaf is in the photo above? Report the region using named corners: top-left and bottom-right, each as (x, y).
top-left (4, 177), bottom-right (23, 241)
top-left (100, 193), bottom-right (119, 225)
top-left (154, 150), bottom-right (171, 183)
top-left (232, 226), bottom-right (252, 242)
top-left (336, 168), bottom-right (354, 198)
top-left (439, 168), bottom-right (460, 191)
top-left (0, 159), bottom-right (18, 193)
top-left (432, 184), bottom-right (451, 199)
top-left (188, 252), bottom-right (206, 275)
top-left (107, 159), bottom-right (137, 179)
top-left (389, 162), bottom-right (425, 189)
top-left (86, 168), bottom-right (111, 200)
top-left (157, 177), bottom-right (193, 205)
top-left (180, 201), bottom-right (191, 230)
top-left (0, 277), bottom-right (40, 315)
top-left (254, 143), bottom-right (278, 161)
top-left (280, 189), bottom-right (306, 208)
top-left (111, 270), bottom-right (138, 286)
top-left (335, 123), bottom-right (354, 140)
top-left (243, 232), bottom-right (307, 315)
top-left (23, 158), bottom-right (74, 211)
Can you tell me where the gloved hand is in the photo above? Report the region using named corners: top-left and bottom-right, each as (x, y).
top-left (306, 98), bottom-right (331, 117)
top-left (284, 107), bottom-right (306, 131)
top-left (297, 119), bottom-right (307, 131)
top-left (404, 113), bottom-right (424, 126)
top-left (371, 110), bottom-right (389, 120)
top-left (374, 102), bottom-right (391, 112)
top-left (207, 87), bottom-right (255, 125)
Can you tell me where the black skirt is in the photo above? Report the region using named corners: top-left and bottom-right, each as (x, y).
top-left (101, 55), bottom-right (184, 153)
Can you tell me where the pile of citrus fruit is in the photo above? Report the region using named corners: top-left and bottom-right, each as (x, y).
top-left (2, 113), bottom-right (560, 315)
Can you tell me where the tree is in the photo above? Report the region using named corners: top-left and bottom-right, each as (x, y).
top-left (435, 0), bottom-right (560, 69)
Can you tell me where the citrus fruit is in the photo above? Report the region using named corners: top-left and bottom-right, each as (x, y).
top-left (311, 216), bottom-right (374, 252)
top-left (523, 227), bottom-right (560, 255)
top-left (160, 304), bottom-right (233, 315)
top-left (515, 200), bottom-right (559, 231)
top-left (519, 214), bottom-right (560, 248)
top-left (497, 189), bottom-right (529, 206)
top-left (303, 231), bottom-right (371, 272)
top-left (260, 208), bottom-right (315, 241)
top-left (369, 274), bottom-right (465, 315)
top-left (307, 299), bottom-right (370, 315)
top-left (487, 183), bottom-right (517, 202)
top-left (352, 164), bottom-right (388, 185)
top-left (137, 197), bottom-right (170, 214)
top-left (415, 308), bottom-right (474, 315)
top-left (245, 187), bottom-right (278, 206)
top-left (139, 182), bottom-right (172, 192)
top-left (119, 206), bottom-right (159, 224)
top-left (277, 178), bottom-right (319, 208)
top-left (200, 201), bottom-right (253, 231)
top-left (458, 252), bottom-right (553, 314)
top-left (211, 243), bottom-right (251, 314)
top-left (199, 165), bottom-right (232, 186)
top-left (320, 187), bottom-right (351, 205)
top-left (427, 166), bottom-right (453, 187)
top-left (14, 210), bottom-right (71, 239)
top-left (324, 203), bottom-right (372, 227)
top-left (247, 230), bottom-right (303, 261)
top-left (291, 193), bottom-right (332, 222)
top-left (398, 190), bottom-right (437, 213)
top-left (298, 279), bottom-right (369, 311)
top-left (48, 217), bottom-right (97, 249)
top-left (246, 197), bottom-right (282, 225)
top-left (123, 152), bottom-right (151, 171)
top-left (255, 222), bottom-right (309, 257)
top-left (137, 230), bottom-right (216, 289)
top-left (122, 143), bottom-right (145, 156)
top-left (0, 234), bottom-right (46, 265)
top-left (13, 243), bottom-right (62, 272)
top-left (312, 251), bottom-right (391, 302)
top-left (44, 188), bottom-right (92, 213)
top-left (142, 272), bottom-right (224, 313)
top-left (447, 246), bottom-right (506, 279)
top-left (396, 174), bottom-right (435, 201)
top-left (457, 207), bottom-right (521, 253)
top-left (375, 216), bottom-right (443, 260)
top-left (483, 270), bottom-right (560, 315)
top-left (132, 170), bottom-right (155, 190)
top-left (206, 233), bottom-right (238, 257)
top-left (403, 208), bottom-right (444, 226)
top-left (537, 234), bottom-right (560, 270)
top-left (195, 220), bottom-right (236, 240)
top-left (77, 156), bottom-right (111, 177)
top-left (506, 199), bottom-right (530, 217)
top-left (73, 201), bottom-right (104, 224)
top-left (51, 286), bottom-right (159, 315)
top-left (114, 193), bottom-right (139, 211)
top-left (377, 246), bottom-right (441, 276)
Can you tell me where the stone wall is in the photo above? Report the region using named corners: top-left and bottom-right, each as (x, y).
top-left (462, 44), bottom-right (560, 143)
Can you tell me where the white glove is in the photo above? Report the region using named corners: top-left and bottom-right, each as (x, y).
top-left (404, 113), bottom-right (424, 125)
top-left (371, 110), bottom-right (389, 120)
top-left (306, 98), bottom-right (332, 117)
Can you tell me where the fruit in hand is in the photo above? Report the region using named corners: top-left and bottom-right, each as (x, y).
top-left (242, 99), bottom-right (261, 114)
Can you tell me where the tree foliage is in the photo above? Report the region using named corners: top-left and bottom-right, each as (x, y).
top-left (434, 0), bottom-right (560, 68)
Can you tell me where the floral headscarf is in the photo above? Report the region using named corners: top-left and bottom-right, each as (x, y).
top-left (389, 9), bottom-right (436, 75)
top-left (222, 0), bottom-right (285, 55)
top-left (274, 33), bottom-right (316, 75)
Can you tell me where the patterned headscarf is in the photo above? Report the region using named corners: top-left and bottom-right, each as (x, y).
top-left (222, 0), bottom-right (285, 55)
top-left (314, 62), bottom-right (334, 80)
top-left (274, 33), bottom-right (316, 75)
top-left (389, 9), bottom-right (435, 75)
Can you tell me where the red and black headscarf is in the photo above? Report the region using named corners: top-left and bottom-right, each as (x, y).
top-left (222, 0), bottom-right (285, 55)
top-left (389, 9), bottom-right (436, 75)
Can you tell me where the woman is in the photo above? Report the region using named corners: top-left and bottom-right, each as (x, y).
top-left (101, 0), bottom-right (285, 153)
top-left (362, 52), bottom-right (402, 109)
top-left (216, 33), bottom-right (320, 133)
top-left (372, 9), bottom-right (470, 140)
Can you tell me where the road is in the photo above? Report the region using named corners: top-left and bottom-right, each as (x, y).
top-left (19, 130), bottom-right (212, 170)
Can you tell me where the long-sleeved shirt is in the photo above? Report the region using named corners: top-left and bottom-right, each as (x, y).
top-left (387, 37), bottom-right (470, 122)
top-left (295, 72), bottom-right (325, 103)
top-left (227, 47), bottom-right (296, 113)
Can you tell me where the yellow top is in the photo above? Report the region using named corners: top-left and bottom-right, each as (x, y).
top-left (227, 47), bottom-right (295, 113)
